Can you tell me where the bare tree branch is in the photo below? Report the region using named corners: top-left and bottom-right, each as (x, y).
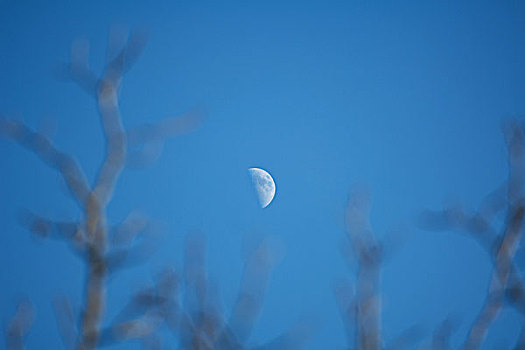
top-left (5, 299), bottom-right (35, 350)
top-left (0, 118), bottom-right (90, 207)
top-left (53, 296), bottom-right (79, 350)
top-left (461, 124), bottom-right (525, 350)
top-left (343, 187), bottom-right (383, 350)
top-left (126, 107), bottom-right (204, 169)
top-left (419, 122), bottom-right (525, 350)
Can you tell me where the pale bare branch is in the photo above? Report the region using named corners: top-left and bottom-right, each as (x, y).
top-left (0, 118), bottom-right (90, 207)
top-left (5, 299), bottom-right (35, 350)
top-left (53, 296), bottom-right (79, 350)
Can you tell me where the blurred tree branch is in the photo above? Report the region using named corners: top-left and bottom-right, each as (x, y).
top-left (5, 299), bottom-right (35, 350)
top-left (418, 122), bottom-right (525, 349)
top-left (338, 187), bottom-right (423, 350)
top-left (92, 232), bottom-right (313, 349)
top-left (1, 28), bottom-right (202, 349)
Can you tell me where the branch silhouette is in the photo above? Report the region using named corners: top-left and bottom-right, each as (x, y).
top-left (5, 299), bottom-right (35, 350)
top-left (337, 186), bottom-right (423, 350)
top-left (418, 121), bottom-right (525, 349)
top-left (1, 29), bottom-right (202, 349)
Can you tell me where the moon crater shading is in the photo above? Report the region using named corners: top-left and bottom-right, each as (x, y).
top-left (248, 167), bottom-right (276, 208)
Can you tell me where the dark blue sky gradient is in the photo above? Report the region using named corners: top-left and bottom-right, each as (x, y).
top-left (1, 1), bottom-right (525, 348)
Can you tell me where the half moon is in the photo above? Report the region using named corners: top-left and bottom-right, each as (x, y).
top-left (248, 167), bottom-right (276, 208)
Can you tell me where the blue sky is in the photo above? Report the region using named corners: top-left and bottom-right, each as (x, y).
top-left (1, 0), bottom-right (525, 348)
